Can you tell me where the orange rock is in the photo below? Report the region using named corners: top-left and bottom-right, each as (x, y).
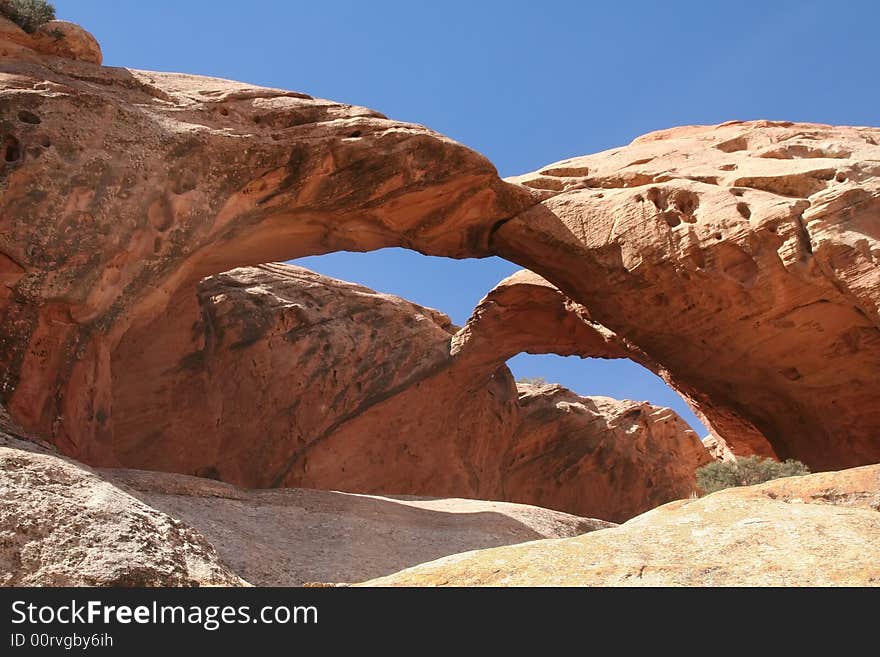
top-left (0, 17), bottom-right (101, 64)
top-left (505, 384), bottom-right (710, 523)
top-left (1, 21), bottom-right (877, 502)
top-left (0, 43), bottom-right (533, 463)
top-left (101, 263), bottom-right (706, 521)
top-left (498, 121), bottom-right (880, 469)
top-left (30, 21), bottom-right (102, 65)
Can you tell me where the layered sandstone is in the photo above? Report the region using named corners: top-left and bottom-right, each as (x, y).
top-left (0, 33), bottom-right (534, 469)
top-left (364, 464), bottom-right (880, 586)
top-left (499, 122), bottom-right (880, 468)
top-left (98, 263), bottom-right (707, 521)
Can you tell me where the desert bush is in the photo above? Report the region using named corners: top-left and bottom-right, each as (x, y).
top-left (0, 0), bottom-right (55, 33)
top-left (696, 455), bottom-right (809, 495)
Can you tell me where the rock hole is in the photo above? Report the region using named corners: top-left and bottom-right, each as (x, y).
top-left (219, 107), bottom-right (229, 117)
top-left (40, 136), bottom-right (51, 148)
top-left (646, 187), bottom-right (665, 210)
top-left (253, 115), bottom-right (262, 125)
top-left (780, 367), bottom-right (802, 381)
top-left (17, 110), bottom-right (41, 125)
top-left (672, 190), bottom-right (699, 216)
top-left (663, 212), bottom-right (682, 228)
top-left (3, 135), bottom-right (21, 163)
top-left (835, 172), bottom-right (846, 183)
top-left (714, 232), bottom-right (723, 240)
top-left (736, 202), bottom-right (751, 219)
top-left (348, 130), bottom-right (362, 138)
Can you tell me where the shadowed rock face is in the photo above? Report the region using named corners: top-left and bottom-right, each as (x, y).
top-left (505, 385), bottom-right (710, 523)
top-left (498, 122), bottom-right (880, 469)
top-left (96, 263), bottom-right (708, 522)
top-left (363, 464), bottom-right (880, 587)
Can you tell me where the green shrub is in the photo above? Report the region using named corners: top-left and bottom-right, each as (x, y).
top-left (0, 0), bottom-right (56, 33)
top-left (516, 376), bottom-right (548, 386)
top-left (696, 455), bottom-right (810, 495)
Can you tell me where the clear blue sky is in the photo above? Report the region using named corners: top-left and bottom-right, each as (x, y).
top-left (54, 1), bottom-right (879, 435)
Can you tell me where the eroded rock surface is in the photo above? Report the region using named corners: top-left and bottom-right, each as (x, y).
top-left (99, 262), bottom-right (708, 522)
top-left (0, 419), bottom-right (611, 587)
top-left (104, 468), bottom-right (612, 586)
top-left (0, 36), bottom-right (534, 467)
top-left (0, 430), bottom-right (245, 586)
top-left (505, 384), bottom-right (710, 522)
top-left (1, 20), bottom-right (876, 508)
top-left (0, 17), bottom-right (101, 64)
top-left (499, 121), bottom-right (880, 469)
top-left (363, 464), bottom-right (880, 586)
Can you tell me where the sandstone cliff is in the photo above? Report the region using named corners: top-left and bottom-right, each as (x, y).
top-left (0, 24), bottom-right (533, 472)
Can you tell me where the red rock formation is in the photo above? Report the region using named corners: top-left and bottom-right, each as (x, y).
top-left (85, 262), bottom-right (707, 521)
top-left (0, 31), bottom-right (534, 463)
top-left (498, 122), bottom-right (880, 469)
top-left (1, 20), bottom-right (877, 496)
top-left (0, 16), bottom-right (101, 64)
top-left (505, 384), bottom-right (710, 523)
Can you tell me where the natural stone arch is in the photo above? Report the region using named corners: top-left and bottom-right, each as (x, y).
top-left (0, 58), bottom-right (533, 460)
top-left (1, 32), bottom-right (878, 474)
top-left (495, 122), bottom-right (880, 470)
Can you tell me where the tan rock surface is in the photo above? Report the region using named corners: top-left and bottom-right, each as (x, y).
top-left (363, 464), bottom-right (880, 586)
top-left (0, 431), bottom-right (245, 586)
top-left (498, 121), bottom-right (880, 469)
top-left (104, 468), bottom-right (612, 586)
top-left (0, 416), bottom-right (612, 587)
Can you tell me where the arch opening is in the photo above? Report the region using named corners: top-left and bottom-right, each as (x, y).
top-left (507, 353), bottom-right (709, 437)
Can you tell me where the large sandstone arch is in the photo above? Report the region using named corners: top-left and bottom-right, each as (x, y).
top-left (496, 122), bottom-right (880, 469)
top-left (1, 23), bottom-right (878, 475)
